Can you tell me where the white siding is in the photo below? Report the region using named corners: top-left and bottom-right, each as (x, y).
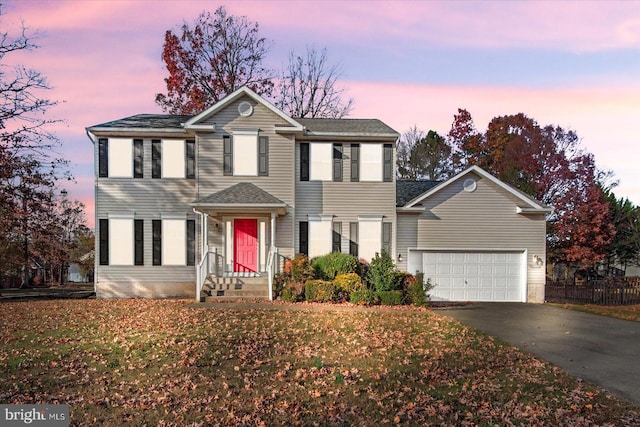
top-left (109, 138), bottom-right (132, 177)
top-left (162, 139), bottom-right (185, 178)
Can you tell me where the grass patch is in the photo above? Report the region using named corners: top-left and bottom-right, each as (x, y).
top-left (553, 303), bottom-right (640, 322)
top-left (0, 299), bottom-right (638, 425)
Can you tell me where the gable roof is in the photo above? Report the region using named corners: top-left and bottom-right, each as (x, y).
top-left (401, 165), bottom-right (553, 213)
top-left (396, 180), bottom-right (440, 207)
top-left (192, 183), bottom-right (286, 207)
top-left (184, 86), bottom-right (303, 131)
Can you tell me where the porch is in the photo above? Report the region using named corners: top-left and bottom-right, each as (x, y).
top-left (191, 183), bottom-right (289, 302)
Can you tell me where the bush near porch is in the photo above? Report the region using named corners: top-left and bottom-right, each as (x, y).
top-left (275, 252), bottom-right (433, 306)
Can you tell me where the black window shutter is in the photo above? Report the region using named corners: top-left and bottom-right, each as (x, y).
top-left (186, 219), bottom-right (196, 266)
top-left (382, 222), bottom-right (392, 257)
top-left (299, 221), bottom-right (308, 255)
top-left (223, 135), bottom-right (233, 176)
top-left (333, 144), bottom-right (343, 182)
top-left (152, 220), bottom-right (162, 266)
top-left (133, 139), bottom-right (143, 178)
top-left (332, 222), bottom-right (342, 253)
top-left (134, 219), bottom-right (144, 265)
top-left (98, 138), bottom-right (108, 177)
top-left (185, 140), bottom-right (195, 179)
top-left (350, 144), bottom-right (359, 182)
top-left (152, 140), bottom-right (162, 178)
top-left (383, 144), bottom-right (393, 182)
top-left (300, 143), bottom-right (309, 181)
top-left (258, 136), bottom-right (269, 176)
top-left (349, 222), bottom-right (358, 257)
top-left (99, 219), bottom-right (109, 265)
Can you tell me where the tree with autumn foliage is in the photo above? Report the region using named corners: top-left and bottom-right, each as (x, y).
top-left (603, 189), bottom-right (640, 273)
top-left (0, 5), bottom-right (88, 287)
top-left (155, 6), bottom-right (274, 115)
top-left (447, 109), bottom-right (614, 270)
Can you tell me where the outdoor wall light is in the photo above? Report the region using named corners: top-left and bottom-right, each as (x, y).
top-left (397, 253), bottom-right (402, 262)
top-left (533, 255), bottom-right (544, 267)
top-left (214, 223), bottom-right (221, 232)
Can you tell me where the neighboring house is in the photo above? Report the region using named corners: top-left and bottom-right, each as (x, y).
top-left (86, 86), bottom-right (550, 303)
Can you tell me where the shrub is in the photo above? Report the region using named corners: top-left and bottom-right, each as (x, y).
top-left (349, 289), bottom-right (379, 306)
top-left (334, 273), bottom-right (365, 301)
top-left (406, 273), bottom-right (436, 306)
top-left (273, 271), bottom-right (287, 299)
top-left (285, 254), bottom-right (314, 283)
top-left (311, 252), bottom-right (358, 281)
top-left (281, 281), bottom-right (304, 302)
top-left (377, 290), bottom-right (403, 306)
top-left (305, 280), bottom-right (336, 302)
top-left (367, 250), bottom-right (396, 292)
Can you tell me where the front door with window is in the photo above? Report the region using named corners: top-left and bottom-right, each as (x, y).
top-left (234, 219), bottom-right (258, 273)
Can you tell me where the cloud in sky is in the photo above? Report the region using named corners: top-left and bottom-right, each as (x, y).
top-left (4, 0), bottom-right (640, 229)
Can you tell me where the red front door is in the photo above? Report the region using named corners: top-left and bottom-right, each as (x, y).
top-left (234, 219), bottom-right (258, 273)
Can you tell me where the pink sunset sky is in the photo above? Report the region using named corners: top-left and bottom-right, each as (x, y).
top-left (4, 0), bottom-right (640, 229)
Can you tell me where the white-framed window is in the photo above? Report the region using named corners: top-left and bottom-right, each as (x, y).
top-left (310, 143), bottom-right (333, 181)
top-left (360, 144), bottom-right (383, 182)
top-left (358, 216), bottom-right (383, 261)
top-left (109, 217), bottom-right (134, 265)
top-left (108, 138), bottom-right (133, 177)
top-left (162, 139), bottom-right (186, 178)
top-left (308, 215), bottom-right (333, 258)
top-left (233, 130), bottom-right (258, 176)
top-left (162, 219), bottom-right (187, 265)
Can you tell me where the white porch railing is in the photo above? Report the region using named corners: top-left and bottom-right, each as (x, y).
top-left (196, 246), bottom-right (215, 302)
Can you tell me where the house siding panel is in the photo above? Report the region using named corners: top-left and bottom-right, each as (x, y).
top-left (95, 137), bottom-right (197, 298)
top-left (395, 172), bottom-right (546, 303)
top-left (196, 95), bottom-right (296, 259)
top-left (295, 142), bottom-right (396, 259)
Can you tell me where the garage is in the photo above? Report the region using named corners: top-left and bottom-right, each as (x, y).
top-left (421, 251), bottom-right (525, 302)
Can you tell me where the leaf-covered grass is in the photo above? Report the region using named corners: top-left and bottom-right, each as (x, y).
top-left (1, 299), bottom-right (639, 426)
top-left (553, 303), bottom-right (640, 323)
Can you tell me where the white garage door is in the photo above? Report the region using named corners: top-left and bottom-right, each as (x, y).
top-left (422, 251), bottom-right (524, 302)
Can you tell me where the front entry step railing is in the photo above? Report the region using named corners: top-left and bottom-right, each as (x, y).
top-left (197, 247), bottom-right (282, 302)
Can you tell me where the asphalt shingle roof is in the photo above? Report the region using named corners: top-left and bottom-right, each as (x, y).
top-left (89, 114), bottom-right (192, 129)
top-left (295, 118), bottom-right (398, 136)
top-left (193, 183), bottom-right (285, 206)
top-left (396, 180), bottom-right (440, 207)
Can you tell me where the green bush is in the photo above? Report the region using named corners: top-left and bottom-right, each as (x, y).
top-left (377, 290), bottom-right (403, 306)
top-left (406, 273), bottom-right (436, 306)
top-left (281, 281), bottom-right (304, 302)
top-left (311, 252), bottom-right (358, 281)
top-left (367, 251), bottom-right (396, 292)
top-left (349, 289), bottom-right (379, 306)
top-left (333, 273), bottom-right (365, 299)
top-left (305, 280), bottom-right (336, 302)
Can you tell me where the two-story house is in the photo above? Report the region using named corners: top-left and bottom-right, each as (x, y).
top-left (87, 87), bottom-right (550, 303)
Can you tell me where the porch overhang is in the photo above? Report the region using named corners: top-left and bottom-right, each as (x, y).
top-left (190, 182), bottom-right (288, 216)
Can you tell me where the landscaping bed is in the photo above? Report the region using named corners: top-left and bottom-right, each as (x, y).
top-left (1, 299), bottom-right (639, 425)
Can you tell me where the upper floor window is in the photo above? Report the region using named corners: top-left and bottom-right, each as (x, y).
top-left (223, 132), bottom-right (268, 177)
top-left (99, 138), bottom-right (194, 179)
top-left (301, 142), bottom-right (392, 182)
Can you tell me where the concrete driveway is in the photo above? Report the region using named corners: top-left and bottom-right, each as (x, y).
top-left (441, 303), bottom-right (640, 406)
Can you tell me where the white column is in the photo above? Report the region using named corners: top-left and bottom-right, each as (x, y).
top-left (270, 212), bottom-right (276, 248)
top-left (203, 213), bottom-right (209, 254)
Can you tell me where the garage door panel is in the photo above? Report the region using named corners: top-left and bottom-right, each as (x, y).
top-left (423, 251), bottom-right (523, 302)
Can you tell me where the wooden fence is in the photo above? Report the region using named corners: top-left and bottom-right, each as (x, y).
top-left (545, 277), bottom-right (640, 305)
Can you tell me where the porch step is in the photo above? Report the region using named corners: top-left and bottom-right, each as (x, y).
top-left (200, 275), bottom-right (269, 301)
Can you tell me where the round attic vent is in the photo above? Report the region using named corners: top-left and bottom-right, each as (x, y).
top-left (463, 178), bottom-right (477, 192)
top-left (238, 101), bottom-right (253, 117)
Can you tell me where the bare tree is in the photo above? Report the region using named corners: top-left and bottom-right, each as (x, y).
top-left (156, 6), bottom-right (274, 114)
top-left (276, 46), bottom-right (353, 118)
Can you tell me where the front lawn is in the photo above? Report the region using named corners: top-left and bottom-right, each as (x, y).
top-left (553, 303), bottom-right (640, 323)
top-left (1, 299), bottom-right (638, 425)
